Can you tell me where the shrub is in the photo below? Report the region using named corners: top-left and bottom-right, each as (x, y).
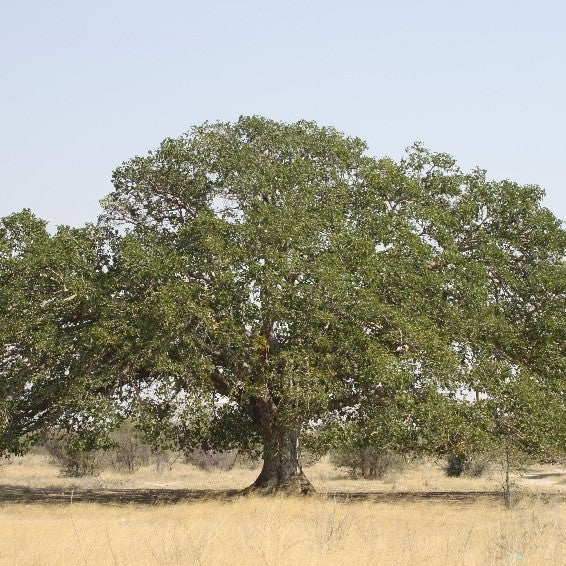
top-left (44, 422), bottom-right (156, 476)
top-left (184, 449), bottom-right (240, 471)
top-left (330, 447), bottom-right (406, 479)
top-left (152, 449), bottom-right (182, 472)
top-left (44, 431), bottom-right (103, 477)
top-left (106, 422), bottom-right (152, 473)
top-left (445, 452), bottom-right (493, 477)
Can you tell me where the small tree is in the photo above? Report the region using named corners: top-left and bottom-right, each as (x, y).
top-left (107, 421), bottom-right (152, 473)
top-left (44, 428), bottom-right (111, 477)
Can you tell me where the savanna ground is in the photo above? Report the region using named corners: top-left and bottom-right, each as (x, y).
top-left (1, 452), bottom-right (565, 565)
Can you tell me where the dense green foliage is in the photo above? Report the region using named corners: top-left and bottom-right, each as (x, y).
top-left (0, 212), bottom-right (121, 454)
top-left (1, 117), bottom-right (564, 486)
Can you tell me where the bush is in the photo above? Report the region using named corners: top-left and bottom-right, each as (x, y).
top-left (152, 449), bottom-right (182, 472)
top-left (43, 425), bottom-right (256, 476)
top-left (330, 447), bottom-right (406, 479)
top-left (44, 423), bottom-right (161, 476)
top-left (184, 449), bottom-right (241, 471)
top-left (445, 453), bottom-right (466, 477)
top-left (44, 431), bottom-right (103, 477)
top-left (445, 452), bottom-right (492, 477)
top-left (106, 422), bottom-right (152, 473)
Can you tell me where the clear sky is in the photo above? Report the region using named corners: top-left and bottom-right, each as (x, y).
top-left (1, 0), bottom-right (564, 227)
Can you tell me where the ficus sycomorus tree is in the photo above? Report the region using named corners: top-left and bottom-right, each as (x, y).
top-left (324, 145), bottom-right (566, 467)
top-left (1, 117), bottom-right (563, 493)
top-left (95, 116), bottom-right (564, 492)
top-left (0, 211), bottom-right (123, 454)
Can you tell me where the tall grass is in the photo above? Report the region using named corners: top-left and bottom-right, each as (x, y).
top-left (1, 453), bottom-right (565, 565)
top-left (0, 498), bottom-right (564, 565)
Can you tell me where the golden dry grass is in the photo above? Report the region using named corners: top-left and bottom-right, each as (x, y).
top-left (2, 452), bottom-right (565, 495)
top-left (1, 454), bottom-right (565, 565)
top-left (0, 498), bottom-right (565, 565)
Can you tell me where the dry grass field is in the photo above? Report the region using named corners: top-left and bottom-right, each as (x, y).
top-left (1, 453), bottom-right (565, 565)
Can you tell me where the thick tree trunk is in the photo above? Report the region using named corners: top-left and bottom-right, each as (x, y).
top-left (248, 429), bottom-right (314, 494)
top-left (243, 397), bottom-right (315, 495)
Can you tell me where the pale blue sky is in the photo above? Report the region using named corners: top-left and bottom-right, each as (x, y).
top-left (1, 0), bottom-right (565, 227)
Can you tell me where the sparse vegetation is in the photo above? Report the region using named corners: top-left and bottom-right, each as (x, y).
top-left (41, 423), bottom-right (260, 477)
top-left (184, 449), bottom-right (256, 471)
top-left (0, 452), bottom-right (565, 565)
top-left (445, 452), bottom-right (493, 478)
top-left (330, 447), bottom-right (407, 479)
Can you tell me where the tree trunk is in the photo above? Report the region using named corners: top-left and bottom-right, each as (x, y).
top-left (243, 397), bottom-right (315, 495)
top-left (248, 429), bottom-right (314, 494)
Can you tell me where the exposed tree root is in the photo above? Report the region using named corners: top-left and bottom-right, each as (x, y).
top-left (240, 472), bottom-right (316, 496)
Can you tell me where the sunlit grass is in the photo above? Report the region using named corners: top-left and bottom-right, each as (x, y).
top-left (0, 498), bottom-right (565, 565)
top-left (1, 454), bottom-right (565, 565)
top-left (2, 452), bottom-right (564, 495)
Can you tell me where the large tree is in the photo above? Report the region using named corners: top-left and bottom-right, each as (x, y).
top-left (96, 117), bottom-right (564, 492)
top-left (0, 211), bottom-right (121, 453)
top-left (323, 148), bottom-right (566, 465)
top-left (1, 117), bottom-right (564, 493)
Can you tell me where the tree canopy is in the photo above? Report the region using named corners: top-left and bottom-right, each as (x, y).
top-left (0, 212), bottom-right (121, 454)
top-left (1, 116), bottom-right (564, 492)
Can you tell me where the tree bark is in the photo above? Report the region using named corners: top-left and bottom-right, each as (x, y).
top-left (243, 397), bottom-right (315, 495)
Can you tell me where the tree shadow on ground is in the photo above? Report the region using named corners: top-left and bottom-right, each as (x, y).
top-left (522, 471), bottom-right (566, 480)
top-left (1, 485), bottom-right (565, 505)
top-left (0, 485), bottom-right (239, 505)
